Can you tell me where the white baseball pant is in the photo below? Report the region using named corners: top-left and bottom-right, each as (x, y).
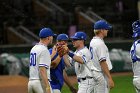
top-left (92, 71), bottom-right (109, 93)
top-left (53, 89), bottom-right (61, 93)
top-left (77, 77), bottom-right (94, 93)
top-left (133, 77), bottom-right (140, 93)
top-left (28, 79), bottom-right (53, 93)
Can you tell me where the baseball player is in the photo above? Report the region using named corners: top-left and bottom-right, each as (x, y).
top-left (66, 32), bottom-right (95, 93)
top-left (49, 34), bottom-right (77, 93)
top-left (28, 28), bottom-right (54, 93)
top-left (89, 20), bottom-right (114, 93)
top-left (130, 20), bottom-right (140, 93)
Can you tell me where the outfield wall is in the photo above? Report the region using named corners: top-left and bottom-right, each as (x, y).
top-left (0, 41), bottom-right (133, 53)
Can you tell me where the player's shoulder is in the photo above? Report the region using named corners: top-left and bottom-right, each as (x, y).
top-left (90, 37), bottom-right (104, 44)
top-left (78, 47), bottom-right (90, 54)
top-left (131, 40), bottom-right (140, 49)
top-left (135, 40), bottom-right (140, 49)
top-left (83, 47), bottom-right (90, 51)
top-left (32, 44), bottom-right (48, 52)
top-left (91, 40), bottom-right (104, 47)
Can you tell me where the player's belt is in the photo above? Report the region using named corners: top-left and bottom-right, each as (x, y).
top-left (78, 77), bottom-right (93, 82)
top-left (29, 79), bottom-right (41, 80)
top-left (29, 79), bottom-right (41, 81)
top-left (29, 79), bottom-right (51, 81)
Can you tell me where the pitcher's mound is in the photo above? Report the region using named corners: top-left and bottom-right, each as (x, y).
top-left (0, 75), bottom-right (28, 93)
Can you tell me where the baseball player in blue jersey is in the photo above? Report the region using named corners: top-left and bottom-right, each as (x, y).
top-left (28, 28), bottom-right (55, 93)
top-left (49, 34), bottom-right (77, 93)
top-left (64, 32), bottom-right (95, 93)
top-left (89, 20), bottom-right (114, 93)
top-left (130, 20), bottom-right (140, 93)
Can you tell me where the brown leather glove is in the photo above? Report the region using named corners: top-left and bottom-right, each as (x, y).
top-left (56, 44), bottom-right (69, 57)
top-left (56, 45), bottom-right (65, 57)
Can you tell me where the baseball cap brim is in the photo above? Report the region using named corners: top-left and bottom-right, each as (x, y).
top-left (107, 25), bottom-right (112, 29)
top-left (104, 25), bottom-right (112, 31)
top-left (53, 34), bottom-right (57, 37)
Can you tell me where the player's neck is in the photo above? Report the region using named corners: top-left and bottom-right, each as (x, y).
top-left (96, 34), bottom-right (104, 39)
top-left (77, 44), bottom-right (85, 51)
top-left (39, 40), bottom-right (49, 46)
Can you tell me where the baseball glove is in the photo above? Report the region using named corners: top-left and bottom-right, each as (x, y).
top-left (56, 44), bottom-right (69, 57)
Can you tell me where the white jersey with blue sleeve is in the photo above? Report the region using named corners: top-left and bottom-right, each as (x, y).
top-left (130, 40), bottom-right (140, 78)
top-left (89, 36), bottom-right (112, 71)
top-left (74, 47), bottom-right (93, 79)
top-left (29, 44), bottom-right (51, 80)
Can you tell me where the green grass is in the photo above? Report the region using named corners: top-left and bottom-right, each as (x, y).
top-left (110, 75), bottom-right (135, 93)
top-left (61, 75), bottom-right (136, 93)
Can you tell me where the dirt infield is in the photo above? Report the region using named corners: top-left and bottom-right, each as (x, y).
top-left (0, 75), bottom-right (28, 93)
top-left (0, 72), bottom-right (132, 93)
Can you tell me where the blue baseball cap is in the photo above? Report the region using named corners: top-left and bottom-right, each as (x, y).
top-left (93, 20), bottom-right (112, 30)
top-left (57, 34), bottom-right (69, 41)
top-left (70, 32), bottom-right (87, 40)
top-left (39, 28), bottom-right (55, 38)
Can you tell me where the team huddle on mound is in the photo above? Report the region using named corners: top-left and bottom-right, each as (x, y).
top-left (28, 19), bottom-right (140, 93)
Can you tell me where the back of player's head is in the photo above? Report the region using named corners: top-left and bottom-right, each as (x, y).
top-left (39, 28), bottom-right (55, 38)
top-left (57, 34), bottom-right (69, 41)
top-left (70, 31), bottom-right (87, 40)
top-left (93, 20), bottom-right (112, 30)
top-left (132, 20), bottom-right (140, 38)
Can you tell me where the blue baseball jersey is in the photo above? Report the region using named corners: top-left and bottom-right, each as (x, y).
top-left (49, 48), bottom-right (65, 90)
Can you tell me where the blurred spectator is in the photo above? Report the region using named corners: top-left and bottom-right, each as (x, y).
top-left (86, 7), bottom-right (93, 17)
top-left (116, 0), bottom-right (124, 13)
top-left (68, 25), bottom-right (77, 37)
top-left (0, 53), bottom-right (21, 75)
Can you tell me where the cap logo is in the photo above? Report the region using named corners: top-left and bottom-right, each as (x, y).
top-left (66, 35), bottom-right (68, 38)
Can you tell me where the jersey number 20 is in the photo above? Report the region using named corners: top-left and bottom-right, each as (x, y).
top-left (30, 53), bottom-right (36, 66)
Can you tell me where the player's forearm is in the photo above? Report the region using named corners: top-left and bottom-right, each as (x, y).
top-left (39, 67), bottom-right (51, 89)
top-left (63, 70), bottom-right (77, 92)
top-left (63, 55), bottom-right (71, 67)
top-left (51, 55), bottom-right (61, 69)
top-left (63, 70), bottom-right (74, 88)
top-left (51, 45), bottom-right (57, 59)
top-left (73, 55), bottom-right (84, 64)
top-left (100, 60), bottom-right (112, 79)
top-left (51, 53), bottom-right (55, 59)
top-left (68, 52), bottom-right (84, 64)
top-left (100, 60), bottom-right (115, 89)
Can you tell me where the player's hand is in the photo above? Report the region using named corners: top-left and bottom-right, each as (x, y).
top-left (52, 45), bottom-right (57, 55)
top-left (56, 44), bottom-right (64, 57)
top-left (108, 78), bottom-right (114, 89)
top-left (56, 44), bottom-right (69, 57)
top-left (69, 87), bottom-right (77, 93)
top-left (51, 45), bottom-right (57, 59)
top-left (46, 87), bottom-right (51, 93)
top-left (62, 45), bottom-right (69, 54)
